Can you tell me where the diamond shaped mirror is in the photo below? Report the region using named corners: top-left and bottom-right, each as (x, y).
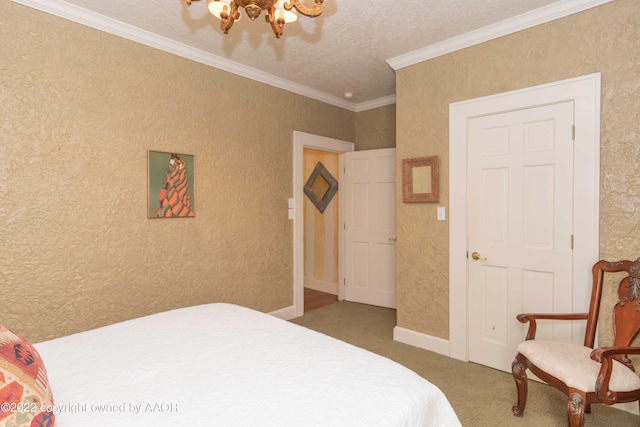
top-left (303, 162), bottom-right (338, 213)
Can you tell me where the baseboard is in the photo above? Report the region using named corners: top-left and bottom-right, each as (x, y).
top-left (304, 277), bottom-right (338, 295)
top-left (269, 305), bottom-right (297, 320)
top-left (393, 326), bottom-right (451, 356)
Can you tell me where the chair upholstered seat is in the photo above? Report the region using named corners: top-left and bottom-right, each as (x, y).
top-left (517, 340), bottom-right (640, 392)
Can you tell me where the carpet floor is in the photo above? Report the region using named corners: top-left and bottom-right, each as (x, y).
top-left (290, 301), bottom-right (639, 426)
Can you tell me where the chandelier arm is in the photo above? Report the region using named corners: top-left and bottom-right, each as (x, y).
top-left (284, 0), bottom-right (324, 17)
top-left (265, 6), bottom-right (285, 38)
top-left (219, 1), bottom-right (240, 34)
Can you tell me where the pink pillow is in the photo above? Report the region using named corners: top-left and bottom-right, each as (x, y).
top-left (0, 326), bottom-right (55, 426)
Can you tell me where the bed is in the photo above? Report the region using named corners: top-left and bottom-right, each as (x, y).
top-left (4, 303), bottom-right (461, 426)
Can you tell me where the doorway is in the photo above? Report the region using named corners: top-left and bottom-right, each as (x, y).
top-left (449, 73), bottom-right (601, 368)
top-left (293, 131), bottom-right (354, 318)
top-left (303, 148), bottom-right (340, 310)
top-left (293, 134), bottom-right (397, 317)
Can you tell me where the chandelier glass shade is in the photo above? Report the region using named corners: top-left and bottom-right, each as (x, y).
top-left (186, 0), bottom-right (325, 38)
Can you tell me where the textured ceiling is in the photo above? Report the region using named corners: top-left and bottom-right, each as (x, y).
top-left (14, 0), bottom-right (604, 110)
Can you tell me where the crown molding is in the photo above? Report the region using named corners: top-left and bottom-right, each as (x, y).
top-left (11, 0), bottom-right (363, 112)
top-left (387, 0), bottom-right (614, 70)
top-left (354, 95), bottom-right (396, 113)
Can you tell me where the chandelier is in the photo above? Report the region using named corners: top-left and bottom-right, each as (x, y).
top-left (186, 0), bottom-right (325, 38)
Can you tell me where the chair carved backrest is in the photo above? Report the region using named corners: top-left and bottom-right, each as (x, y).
top-left (589, 259), bottom-right (640, 368)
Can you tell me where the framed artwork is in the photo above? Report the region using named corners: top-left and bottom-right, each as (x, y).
top-left (148, 151), bottom-right (195, 218)
top-left (402, 156), bottom-right (439, 203)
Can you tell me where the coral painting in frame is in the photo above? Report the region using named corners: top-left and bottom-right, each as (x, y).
top-left (148, 151), bottom-right (195, 218)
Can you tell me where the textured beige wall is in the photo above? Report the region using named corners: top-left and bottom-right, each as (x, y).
top-left (1, 1), bottom-right (355, 342)
top-left (355, 104), bottom-right (396, 150)
top-left (396, 0), bottom-right (640, 339)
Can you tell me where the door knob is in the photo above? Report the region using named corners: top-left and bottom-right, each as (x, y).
top-left (389, 237), bottom-right (397, 242)
top-left (471, 251), bottom-right (487, 261)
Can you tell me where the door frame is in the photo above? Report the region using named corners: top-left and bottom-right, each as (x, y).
top-left (449, 73), bottom-right (601, 362)
top-left (292, 131), bottom-right (354, 317)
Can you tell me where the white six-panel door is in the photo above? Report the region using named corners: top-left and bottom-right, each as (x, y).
top-left (344, 148), bottom-right (397, 308)
top-left (467, 101), bottom-right (575, 372)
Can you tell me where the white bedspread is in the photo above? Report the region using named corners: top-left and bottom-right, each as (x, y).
top-left (35, 303), bottom-right (461, 426)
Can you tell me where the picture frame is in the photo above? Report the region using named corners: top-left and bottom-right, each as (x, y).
top-left (148, 151), bottom-right (195, 218)
top-left (402, 156), bottom-right (439, 203)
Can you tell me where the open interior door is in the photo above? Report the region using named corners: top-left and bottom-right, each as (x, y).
top-left (343, 148), bottom-right (396, 308)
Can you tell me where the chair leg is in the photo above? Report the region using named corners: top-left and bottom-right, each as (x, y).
top-left (567, 391), bottom-right (587, 427)
top-left (512, 355), bottom-right (528, 417)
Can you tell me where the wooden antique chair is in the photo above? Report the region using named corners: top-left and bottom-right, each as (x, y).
top-left (511, 258), bottom-right (640, 426)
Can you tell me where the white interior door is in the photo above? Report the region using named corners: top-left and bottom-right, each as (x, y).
top-left (467, 101), bottom-right (575, 372)
top-left (343, 148), bottom-right (396, 308)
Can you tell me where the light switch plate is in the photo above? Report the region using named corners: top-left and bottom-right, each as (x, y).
top-left (437, 207), bottom-right (446, 221)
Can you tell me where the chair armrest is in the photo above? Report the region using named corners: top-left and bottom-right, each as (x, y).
top-left (590, 346), bottom-right (640, 405)
top-left (591, 346), bottom-right (640, 362)
top-left (516, 313), bottom-right (588, 340)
